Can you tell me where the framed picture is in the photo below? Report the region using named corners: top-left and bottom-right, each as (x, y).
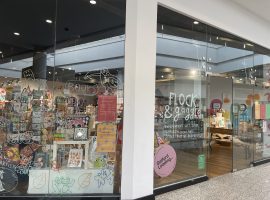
top-left (67, 149), bottom-right (83, 168)
top-left (74, 128), bottom-right (88, 140)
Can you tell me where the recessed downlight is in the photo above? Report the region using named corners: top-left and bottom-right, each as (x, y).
top-left (191, 70), bottom-right (197, 75)
top-left (14, 32), bottom-right (20, 36)
top-left (193, 21), bottom-right (199, 25)
top-left (46, 19), bottom-right (53, 24)
top-left (90, 0), bottom-right (96, 4)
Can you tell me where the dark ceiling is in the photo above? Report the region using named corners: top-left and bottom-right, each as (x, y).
top-left (0, 1), bottom-right (269, 64)
top-left (0, 0), bottom-right (126, 62)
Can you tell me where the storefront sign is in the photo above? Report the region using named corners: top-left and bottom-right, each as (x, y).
top-left (154, 144), bottom-right (176, 177)
top-left (164, 92), bottom-right (200, 122)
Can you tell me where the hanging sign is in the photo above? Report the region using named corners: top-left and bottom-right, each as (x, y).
top-left (154, 144), bottom-right (176, 178)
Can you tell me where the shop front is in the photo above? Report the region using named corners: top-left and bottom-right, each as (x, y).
top-left (152, 5), bottom-right (270, 195)
top-left (1, 0), bottom-right (270, 199)
top-left (0, 0), bottom-right (125, 199)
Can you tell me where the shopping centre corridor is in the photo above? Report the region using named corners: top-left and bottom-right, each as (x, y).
top-left (156, 163), bottom-right (270, 200)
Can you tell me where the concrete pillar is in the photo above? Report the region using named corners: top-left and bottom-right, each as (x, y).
top-left (121, 0), bottom-right (157, 199)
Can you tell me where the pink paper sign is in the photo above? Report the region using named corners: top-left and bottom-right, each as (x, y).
top-left (154, 144), bottom-right (177, 177)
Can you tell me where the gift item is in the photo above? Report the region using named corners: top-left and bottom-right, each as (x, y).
top-left (67, 149), bottom-right (83, 168)
top-left (32, 89), bottom-right (43, 100)
top-left (19, 155), bottom-right (33, 166)
top-left (94, 154), bottom-right (107, 168)
top-left (0, 88), bottom-right (6, 102)
top-left (7, 133), bottom-right (20, 144)
top-left (12, 102), bottom-right (21, 113)
top-left (34, 152), bottom-right (48, 168)
top-left (21, 86), bottom-right (31, 103)
top-left (74, 128), bottom-right (88, 140)
top-left (21, 143), bottom-right (41, 157)
top-left (4, 144), bottom-right (20, 164)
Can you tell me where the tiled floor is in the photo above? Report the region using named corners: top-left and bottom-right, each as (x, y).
top-left (156, 163), bottom-right (270, 200)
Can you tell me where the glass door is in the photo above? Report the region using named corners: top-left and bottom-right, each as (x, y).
top-left (207, 76), bottom-right (233, 177)
top-left (232, 79), bottom-right (254, 171)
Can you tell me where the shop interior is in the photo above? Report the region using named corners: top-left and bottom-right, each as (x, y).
top-left (154, 6), bottom-right (270, 187)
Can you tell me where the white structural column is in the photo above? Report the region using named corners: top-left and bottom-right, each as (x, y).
top-left (121, 0), bottom-right (157, 199)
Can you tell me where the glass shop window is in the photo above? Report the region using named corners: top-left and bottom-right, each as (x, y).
top-left (0, 0), bottom-right (125, 196)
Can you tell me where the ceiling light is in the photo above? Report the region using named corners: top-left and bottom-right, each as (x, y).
top-left (46, 19), bottom-right (52, 24)
top-left (14, 32), bottom-right (20, 36)
top-left (193, 21), bottom-right (199, 25)
top-left (191, 70), bottom-right (197, 75)
top-left (90, 0), bottom-right (96, 4)
top-left (0, 51), bottom-right (2, 54)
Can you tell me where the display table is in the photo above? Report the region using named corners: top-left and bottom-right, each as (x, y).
top-left (28, 168), bottom-right (114, 194)
top-left (208, 127), bottom-right (233, 150)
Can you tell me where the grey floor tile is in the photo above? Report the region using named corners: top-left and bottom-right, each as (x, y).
top-left (156, 163), bottom-right (270, 200)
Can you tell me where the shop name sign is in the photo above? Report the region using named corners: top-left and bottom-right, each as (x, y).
top-left (164, 92), bottom-right (200, 121)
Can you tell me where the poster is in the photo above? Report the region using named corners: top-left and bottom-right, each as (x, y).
top-left (97, 96), bottom-right (117, 122)
top-left (96, 123), bottom-right (116, 153)
top-left (255, 103), bottom-right (260, 120)
top-left (260, 104), bottom-right (266, 119)
top-left (266, 104), bottom-right (270, 119)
